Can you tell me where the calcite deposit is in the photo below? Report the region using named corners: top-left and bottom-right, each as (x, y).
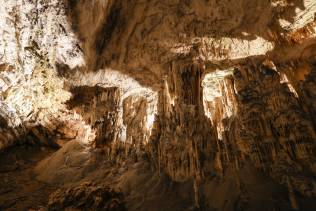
top-left (1, 0), bottom-right (316, 210)
top-left (48, 182), bottom-right (126, 211)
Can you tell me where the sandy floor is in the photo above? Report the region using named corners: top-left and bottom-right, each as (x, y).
top-left (0, 145), bottom-right (57, 210)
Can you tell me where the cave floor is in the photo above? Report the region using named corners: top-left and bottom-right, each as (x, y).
top-left (0, 141), bottom-right (196, 211)
top-left (1, 141), bottom-right (316, 211)
top-left (0, 145), bottom-right (57, 210)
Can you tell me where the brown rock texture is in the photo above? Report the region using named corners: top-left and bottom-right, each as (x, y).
top-left (1, 0), bottom-right (316, 210)
top-left (123, 95), bottom-right (149, 150)
top-left (48, 182), bottom-right (126, 211)
top-left (207, 62), bottom-right (316, 199)
top-left (67, 86), bottom-right (121, 148)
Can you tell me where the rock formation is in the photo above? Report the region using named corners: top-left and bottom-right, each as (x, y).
top-left (1, 0), bottom-right (316, 210)
top-left (67, 86), bottom-right (121, 148)
top-left (208, 63), bottom-right (316, 198)
top-left (48, 182), bottom-right (126, 211)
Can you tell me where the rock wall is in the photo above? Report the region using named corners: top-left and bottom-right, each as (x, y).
top-left (208, 61), bottom-right (316, 197)
top-left (0, 0), bottom-right (85, 150)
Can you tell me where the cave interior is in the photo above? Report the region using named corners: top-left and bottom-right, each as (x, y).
top-left (1, 0), bottom-right (316, 210)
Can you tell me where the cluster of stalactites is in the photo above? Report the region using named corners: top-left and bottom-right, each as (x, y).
top-left (148, 61), bottom-right (217, 207)
top-left (123, 95), bottom-right (150, 150)
top-left (67, 86), bottom-right (121, 148)
top-left (207, 62), bottom-right (316, 197)
top-left (66, 85), bottom-right (154, 162)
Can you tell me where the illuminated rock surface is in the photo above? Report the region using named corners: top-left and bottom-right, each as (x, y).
top-left (0, 0), bottom-right (316, 210)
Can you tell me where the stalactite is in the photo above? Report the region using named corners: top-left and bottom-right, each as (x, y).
top-left (67, 86), bottom-right (120, 148)
top-left (209, 62), bottom-right (316, 197)
top-left (147, 60), bottom-right (217, 208)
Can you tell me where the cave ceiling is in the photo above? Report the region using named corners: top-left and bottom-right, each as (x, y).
top-left (65, 0), bottom-right (316, 86)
